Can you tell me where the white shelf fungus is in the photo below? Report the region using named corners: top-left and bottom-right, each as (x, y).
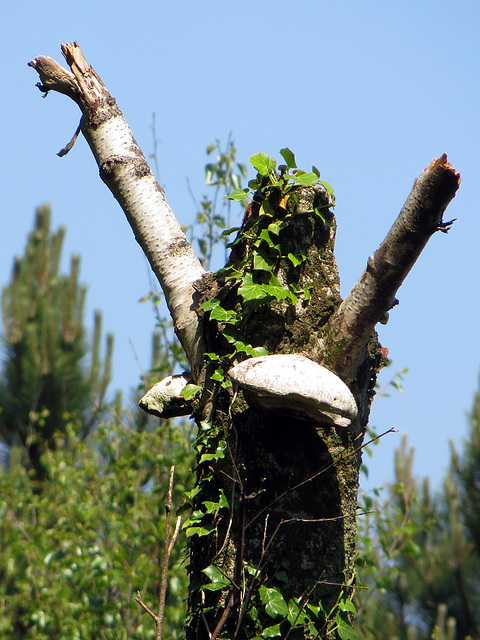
top-left (227, 354), bottom-right (357, 427)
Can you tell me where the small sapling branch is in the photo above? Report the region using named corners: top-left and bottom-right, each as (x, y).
top-left (135, 465), bottom-right (181, 640)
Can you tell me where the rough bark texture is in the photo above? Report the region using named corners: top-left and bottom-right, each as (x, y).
top-left (187, 187), bottom-right (382, 639)
top-left (29, 43), bottom-right (461, 640)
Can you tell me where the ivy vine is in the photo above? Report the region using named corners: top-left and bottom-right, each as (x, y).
top-left (180, 149), bottom-right (358, 639)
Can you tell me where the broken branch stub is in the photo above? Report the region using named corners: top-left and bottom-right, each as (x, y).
top-left (139, 373), bottom-right (192, 419)
top-left (333, 153), bottom-right (461, 382)
top-left (227, 354), bottom-right (358, 427)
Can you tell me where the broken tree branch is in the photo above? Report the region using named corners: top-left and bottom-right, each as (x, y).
top-left (29, 42), bottom-right (206, 375)
top-left (333, 154), bottom-right (460, 382)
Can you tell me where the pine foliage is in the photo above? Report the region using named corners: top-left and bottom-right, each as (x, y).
top-left (356, 394), bottom-right (480, 640)
top-left (0, 205), bottom-right (113, 475)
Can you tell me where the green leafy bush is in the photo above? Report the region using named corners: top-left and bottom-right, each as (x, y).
top-left (0, 414), bottom-right (194, 640)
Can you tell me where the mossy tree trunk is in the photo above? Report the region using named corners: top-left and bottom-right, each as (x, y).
top-left (29, 43), bottom-right (460, 639)
top-left (185, 186), bottom-right (382, 639)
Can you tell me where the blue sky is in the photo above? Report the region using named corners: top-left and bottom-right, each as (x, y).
top-left (2, 0), bottom-right (479, 492)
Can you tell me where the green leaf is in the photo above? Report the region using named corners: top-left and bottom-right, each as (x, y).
top-left (203, 501), bottom-right (222, 514)
top-left (201, 298), bottom-right (220, 312)
top-left (202, 565), bottom-right (231, 591)
top-left (253, 252), bottom-right (274, 272)
top-left (291, 171), bottom-right (320, 186)
top-left (204, 351), bottom-right (220, 361)
top-left (181, 384), bottom-right (202, 400)
top-left (248, 346), bottom-right (269, 357)
top-left (339, 599), bottom-right (357, 614)
top-left (222, 226), bottom-right (240, 236)
top-left (280, 147), bottom-right (297, 169)
top-left (286, 598), bottom-right (308, 625)
top-left (319, 180), bottom-right (335, 196)
top-left (262, 625), bottom-right (282, 638)
top-left (197, 238), bottom-right (208, 258)
top-left (185, 524), bottom-right (215, 538)
top-left (266, 274), bottom-right (297, 303)
top-left (259, 585), bottom-right (289, 618)
top-left (314, 207), bottom-right (326, 223)
top-left (250, 152), bottom-right (277, 176)
top-left (199, 443), bottom-right (225, 463)
top-left (267, 221), bottom-right (283, 235)
top-left (238, 273), bottom-right (267, 302)
top-left (335, 613), bottom-right (358, 640)
top-left (225, 188), bottom-right (250, 201)
top-left (209, 305), bottom-right (237, 323)
top-left (287, 252), bottom-right (303, 267)
top-left (257, 228), bottom-right (277, 249)
top-left (263, 284), bottom-right (296, 303)
top-left (210, 369), bottom-right (225, 382)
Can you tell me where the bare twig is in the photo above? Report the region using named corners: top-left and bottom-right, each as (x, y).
top-left (135, 465), bottom-right (181, 640)
top-left (158, 465), bottom-right (178, 639)
top-left (248, 427), bottom-right (397, 528)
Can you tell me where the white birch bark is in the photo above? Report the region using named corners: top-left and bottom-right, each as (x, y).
top-left (29, 43), bottom-right (206, 373)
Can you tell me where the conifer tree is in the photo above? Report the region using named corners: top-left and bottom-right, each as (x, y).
top-left (0, 205), bottom-right (113, 476)
top-left (356, 401), bottom-right (480, 640)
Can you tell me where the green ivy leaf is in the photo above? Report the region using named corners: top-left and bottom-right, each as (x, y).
top-left (339, 599), bottom-right (357, 614)
top-left (319, 180), bottom-right (335, 196)
top-left (248, 346), bottom-right (269, 357)
top-left (257, 228), bottom-right (277, 250)
top-left (209, 305), bottom-right (237, 323)
top-left (238, 274), bottom-right (266, 302)
top-left (250, 152), bottom-right (277, 176)
top-left (266, 274), bottom-right (297, 303)
top-left (225, 188), bottom-right (250, 201)
top-left (263, 284), bottom-right (296, 303)
top-left (267, 221), bottom-right (283, 235)
top-left (222, 226), bottom-right (240, 236)
top-left (253, 252), bottom-right (274, 272)
top-left (287, 252), bottom-right (302, 267)
top-left (200, 298), bottom-right (220, 312)
top-left (199, 443), bottom-right (225, 463)
top-left (335, 613), bottom-right (358, 640)
top-left (202, 565), bottom-right (231, 591)
top-left (259, 585), bottom-right (289, 618)
top-left (262, 625), bottom-right (282, 638)
top-left (185, 524), bottom-right (216, 538)
top-left (181, 384), bottom-right (202, 400)
top-left (291, 171), bottom-right (319, 186)
top-left (280, 147), bottom-right (297, 169)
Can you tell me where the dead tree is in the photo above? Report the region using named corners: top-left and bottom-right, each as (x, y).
top-left (29, 43), bottom-right (460, 640)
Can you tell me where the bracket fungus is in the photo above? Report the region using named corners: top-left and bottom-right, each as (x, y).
top-left (227, 354), bottom-right (358, 427)
top-left (139, 372), bottom-right (192, 419)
